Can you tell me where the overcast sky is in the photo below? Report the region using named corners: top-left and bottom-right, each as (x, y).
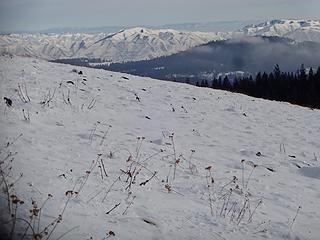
top-left (0, 0), bottom-right (319, 32)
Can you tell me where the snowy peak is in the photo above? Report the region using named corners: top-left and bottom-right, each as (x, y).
top-left (83, 27), bottom-right (228, 62)
top-left (242, 19), bottom-right (320, 42)
top-left (0, 27), bottom-right (229, 62)
top-left (243, 19), bottom-right (320, 34)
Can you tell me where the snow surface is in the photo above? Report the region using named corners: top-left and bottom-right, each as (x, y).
top-left (1, 56), bottom-right (320, 240)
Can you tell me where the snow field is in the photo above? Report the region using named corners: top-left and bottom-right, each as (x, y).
top-left (0, 56), bottom-right (320, 240)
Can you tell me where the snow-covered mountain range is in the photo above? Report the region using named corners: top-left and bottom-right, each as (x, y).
top-left (242, 19), bottom-right (320, 42)
top-left (0, 19), bottom-right (319, 63)
top-left (1, 55), bottom-right (320, 240)
top-left (0, 28), bottom-right (229, 62)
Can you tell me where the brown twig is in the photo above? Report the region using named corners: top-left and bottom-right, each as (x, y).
top-left (106, 203), bottom-right (121, 215)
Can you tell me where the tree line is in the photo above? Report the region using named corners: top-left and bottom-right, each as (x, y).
top-left (196, 64), bottom-right (320, 109)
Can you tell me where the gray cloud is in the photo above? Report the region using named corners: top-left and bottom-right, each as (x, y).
top-left (0, 0), bottom-right (319, 32)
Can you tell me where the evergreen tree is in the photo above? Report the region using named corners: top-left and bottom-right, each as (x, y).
top-left (274, 64), bottom-right (281, 79)
top-left (211, 77), bottom-right (219, 89)
top-left (222, 76), bottom-right (231, 90)
top-left (193, 64), bottom-right (320, 109)
top-left (233, 76), bottom-right (239, 92)
top-left (218, 76), bottom-right (222, 89)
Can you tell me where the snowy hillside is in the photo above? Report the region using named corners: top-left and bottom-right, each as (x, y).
top-left (242, 19), bottom-right (320, 42)
top-left (0, 28), bottom-right (228, 62)
top-left (1, 56), bottom-right (320, 240)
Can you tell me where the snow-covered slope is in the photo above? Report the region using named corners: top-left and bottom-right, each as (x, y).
top-left (242, 19), bottom-right (320, 42)
top-left (1, 56), bottom-right (320, 240)
top-left (0, 28), bottom-right (229, 62)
